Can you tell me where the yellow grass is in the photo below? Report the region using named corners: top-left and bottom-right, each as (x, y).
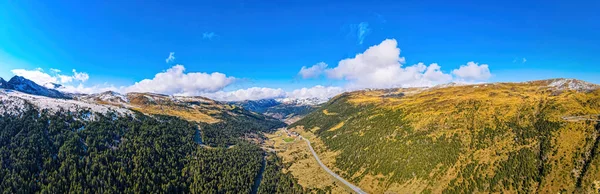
top-left (291, 81), bottom-right (600, 193)
top-left (132, 105), bottom-right (220, 123)
top-left (322, 109), bottom-right (338, 115)
top-left (328, 121), bottom-right (345, 131)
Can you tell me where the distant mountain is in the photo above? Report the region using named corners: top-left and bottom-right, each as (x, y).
top-left (230, 99), bottom-right (280, 113)
top-left (229, 98), bottom-right (323, 123)
top-left (2, 76), bottom-right (70, 99)
top-left (276, 97), bottom-right (326, 106)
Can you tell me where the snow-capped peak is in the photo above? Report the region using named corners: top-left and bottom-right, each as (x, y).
top-left (6, 76), bottom-right (69, 99)
top-left (275, 97), bottom-right (326, 106)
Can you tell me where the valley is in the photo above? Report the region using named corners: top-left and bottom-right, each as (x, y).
top-left (4, 1), bottom-right (599, 193)
top-left (1, 75), bottom-right (600, 193)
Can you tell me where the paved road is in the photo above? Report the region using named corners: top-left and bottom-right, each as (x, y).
top-left (301, 136), bottom-right (368, 194)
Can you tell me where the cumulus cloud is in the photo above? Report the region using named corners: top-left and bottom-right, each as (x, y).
top-left (202, 32), bottom-right (217, 40)
top-left (451, 61), bottom-right (492, 81)
top-left (423, 63), bottom-right (453, 82)
top-left (11, 68), bottom-right (89, 85)
top-left (10, 67), bottom-right (101, 94)
top-left (166, 52), bottom-right (176, 63)
top-left (287, 85), bottom-right (345, 100)
top-left (125, 65), bottom-right (236, 95)
top-left (201, 85), bottom-right (345, 102)
top-left (58, 83), bottom-right (121, 94)
top-left (72, 69), bottom-right (89, 82)
top-left (11, 69), bottom-right (58, 84)
top-left (298, 62), bottom-right (327, 79)
top-left (204, 87), bottom-right (286, 101)
top-left (325, 39), bottom-right (454, 89)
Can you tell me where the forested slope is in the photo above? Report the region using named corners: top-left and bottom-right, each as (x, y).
top-left (0, 100), bottom-right (301, 193)
top-left (291, 79), bottom-right (600, 193)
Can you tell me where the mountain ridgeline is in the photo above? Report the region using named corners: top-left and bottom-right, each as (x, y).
top-left (291, 79), bottom-right (600, 193)
top-left (0, 76), bottom-right (68, 98)
top-left (2, 75), bottom-right (600, 193)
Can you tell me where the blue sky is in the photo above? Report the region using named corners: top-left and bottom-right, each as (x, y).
top-left (1, 0), bottom-right (599, 100)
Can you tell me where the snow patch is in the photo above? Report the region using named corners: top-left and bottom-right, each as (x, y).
top-left (276, 97), bottom-right (326, 106)
top-left (0, 89), bottom-right (131, 116)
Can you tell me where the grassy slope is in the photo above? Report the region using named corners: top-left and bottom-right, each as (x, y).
top-left (290, 80), bottom-right (600, 193)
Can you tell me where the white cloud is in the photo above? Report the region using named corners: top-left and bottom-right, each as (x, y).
top-left (72, 69), bottom-right (89, 82)
top-left (202, 32), bottom-right (217, 40)
top-left (125, 65), bottom-right (236, 95)
top-left (298, 62), bottom-right (327, 79)
top-left (165, 52), bottom-right (176, 63)
top-left (287, 85), bottom-right (345, 100)
top-left (11, 69), bottom-right (58, 84)
top-left (522, 58), bottom-right (527, 63)
top-left (325, 39), bottom-right (454, 89)
top-left (423, 63), bottom-right (453, 82)
top-left (200, 85), bottom-right (345, 102)
top-left (11, 68), bottom-right (89, 85)
top-left (203, 87), bottom-right (286, 101)
top-left (58, 83), bottom-right (121, 94)
top-left (451, 61), bottom-right (492, 81)
top-left (356, 22), bottom-right (370, 45)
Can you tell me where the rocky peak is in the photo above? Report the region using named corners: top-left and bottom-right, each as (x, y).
top-left (6, 76), bottom-right (69, 99)
top-left (544, 78), bottom-right (599, 92)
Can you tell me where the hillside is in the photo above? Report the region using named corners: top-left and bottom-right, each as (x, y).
top-left (0, 77), bottom-right (304, 193)
top-left (290, 79), bottom-right (600, 193)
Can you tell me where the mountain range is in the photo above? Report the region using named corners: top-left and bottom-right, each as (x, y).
top-left (0, 75), bottom-right (321, 122)
top-left (228, 98), bottom-right (322, 124)
top-left (1, 75), bottom-right (600, 193)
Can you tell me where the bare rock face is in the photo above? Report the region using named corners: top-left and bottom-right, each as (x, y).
top-left (544, 78), bottom-right (600, 92)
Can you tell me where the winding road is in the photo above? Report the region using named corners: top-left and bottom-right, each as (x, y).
top-left (301, 136), bottom-right (368, 194)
